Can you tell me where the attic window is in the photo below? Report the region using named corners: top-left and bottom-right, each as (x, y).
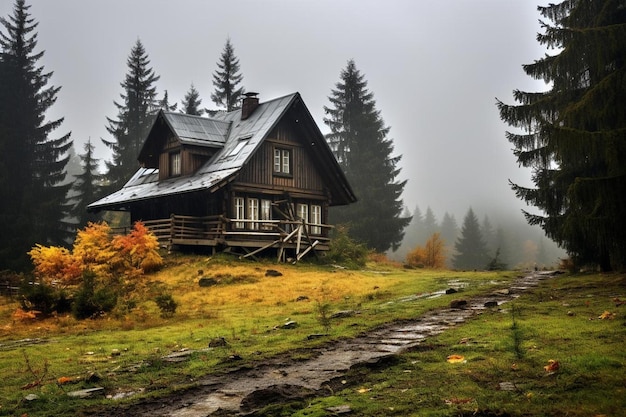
top-left (273, 147), bottom-right (291, 176)
top-left (169, 152), bottom-right (181, 177)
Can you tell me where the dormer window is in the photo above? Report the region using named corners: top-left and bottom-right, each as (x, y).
top-left (273, 147), bottom-right (291, 176)
top-left (170, 151), bottom-right (181, 177)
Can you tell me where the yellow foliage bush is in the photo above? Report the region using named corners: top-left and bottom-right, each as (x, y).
top-left (28, 245), bottom-right (82, 286)
top-left (29, 221), bottom-right (163, 284)
top-left (406, 233), bottom-right (447, 269)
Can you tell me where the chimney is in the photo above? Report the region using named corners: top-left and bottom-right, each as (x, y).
top-left (241, 92), bottom-right (259, 120)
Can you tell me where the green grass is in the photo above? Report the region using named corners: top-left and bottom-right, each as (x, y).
top-left (276, 273), bottom-right (626, 417)
top-left (1, 255), bottom-right (623, 416)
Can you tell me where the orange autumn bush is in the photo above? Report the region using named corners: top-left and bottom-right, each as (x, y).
top-left (406, 232), bottom-right (447, 269)
top-left (29, 221), bottom-right (163, 285)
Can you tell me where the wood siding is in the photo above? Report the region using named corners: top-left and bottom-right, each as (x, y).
top-left (235, 119), bottom-right (326, 195)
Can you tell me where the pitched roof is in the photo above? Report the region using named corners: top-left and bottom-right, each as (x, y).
top-left (88, 92), bottom-right (355, 210)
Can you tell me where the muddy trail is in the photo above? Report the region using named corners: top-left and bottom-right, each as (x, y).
top-left (100, 271), bottom-right (555, 417)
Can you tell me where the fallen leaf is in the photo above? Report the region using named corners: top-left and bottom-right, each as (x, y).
top-left (447, 354), bottom-right (465, 363)
top-left (357, 387), bottom-right (371, 394)
top-left (57, 376), bottom-right (73, 385)
top-left (598, 311), bottom-right (615, 319)
top-left (544, 359), bottom-right (559, 372)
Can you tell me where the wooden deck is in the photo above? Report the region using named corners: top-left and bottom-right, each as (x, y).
top-left (137, 215), bottom-right (332, 262)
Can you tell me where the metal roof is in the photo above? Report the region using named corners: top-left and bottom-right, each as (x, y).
top-left (88, 93), bottom-right (299, 210)
top-left (162, 112), bottom-right (231, 148)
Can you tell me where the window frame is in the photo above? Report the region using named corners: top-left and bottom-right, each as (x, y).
top-left (247, 198), bottom-right (259, 230)
top-left (234, 197), bottom-right (245, 229)
top-left (169, 151), bottom-right (182, 177)
top-left (260, 199), bottom-right (272, 230)
top-left (273, 146), bottom-right (292, 177)
top-left (310, 204), bottom-right (322, 235)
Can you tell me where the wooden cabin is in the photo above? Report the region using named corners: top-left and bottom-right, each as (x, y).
top-left (88, 92), bottom-right (356, 260)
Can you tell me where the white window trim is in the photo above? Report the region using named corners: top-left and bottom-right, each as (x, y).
top-left (311, 204), bottom-right (322, 235)
top-left (234, 197), bottom-right (245, 229)
top-left (248, 198), bottom-right (259, 230)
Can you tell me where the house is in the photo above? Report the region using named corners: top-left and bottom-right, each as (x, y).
top-left (88, 92), bottom-right (356, 260)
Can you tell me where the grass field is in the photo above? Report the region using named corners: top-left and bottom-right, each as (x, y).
top-left (0, 254), bottom-right (623, 416)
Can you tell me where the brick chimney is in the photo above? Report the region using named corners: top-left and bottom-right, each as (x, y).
top-left (241, 92), bottom-right (259, 120)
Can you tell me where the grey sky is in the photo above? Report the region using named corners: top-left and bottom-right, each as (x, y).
top-left (1, 0), bottom-right (549, 222)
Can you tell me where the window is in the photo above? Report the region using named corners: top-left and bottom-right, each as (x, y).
top-left (311, 205), bottom-right (322, 235)
top-left (248, 198), bottom-right (259, 230)
top-left (296, 203), bottom-right (308, 224)
top-left (273, 147), bottom-right (291, 175)
top-left (234, 197), bottom-right (245, 229)
top-left (170, 152), bottom-right (181, 177)
top-left (261, 199), bottom-right (272, 230)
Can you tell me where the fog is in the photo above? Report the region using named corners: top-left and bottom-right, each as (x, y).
top-left (1, 0), bottom-right (553, 237)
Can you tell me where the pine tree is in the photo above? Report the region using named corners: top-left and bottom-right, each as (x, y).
top-left (421, 207), bottom-right (438, 244)
top-left (452, 208), bottom-right (489, 270)
top-left (181, 83), bottom-right (203, 115)
top-left (69, 139), bottom-right (102, 229)
top-left (324, 60), bottom-right (410, 252)
top-left (0, 0), bottom-right (73, 271)
top-left (398, 205), bottom-right (424, 258)
top-left (158, 90), bottom-right (177, 112)
top-left (102, 39), bottom-right (160, 191)
top-left (440, 212), bottom-right (459, 249)
top-left (210, 38), bottom-right (244, 112)
top-left (480, 214), bottom-right (496, 255)
top-left (497, 0), bottom-right (626, 271)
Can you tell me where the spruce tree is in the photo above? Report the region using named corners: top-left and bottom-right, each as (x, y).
top-left (69, 139), bottom-right (102, 229)
top-left (210, 38), bottom-right (244, 112)
top-left (324, 60), bottom-right (411, 252)
top-left (102, 39), bottom-right (160, 191)
top-left (158, 90), bottom-right (177, 112)
top-left (422, 207), bottom-right (438, 244)
top-left (440, 212), bottom-right (459, 249)
top-left (181, 83), bottom-right (204, 115)
top-left (398, 205), bottom-right (424, 257)
top-left (480, 215), bottom-right (496, 255)
top-left (0, 0), bottom-right (72, 271)
top-left (452, 208), bottom-right (489, 270)
top-left (497, 0), bottom-right (626, 271)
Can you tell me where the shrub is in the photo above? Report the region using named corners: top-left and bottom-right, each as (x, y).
top-left (324, 226), bottom-right (369, 268)
top-left (19, 278), bottom-right (57, 316)
top-left (406, 233), bottom-right (446, 269)
top-left (155, 293), bottom-right (178, 318)
top-left (72, 270), bottom-right (117, 319)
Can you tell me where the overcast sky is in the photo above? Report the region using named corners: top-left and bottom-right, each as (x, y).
top-left (1, 0), bottom-right (550, 223)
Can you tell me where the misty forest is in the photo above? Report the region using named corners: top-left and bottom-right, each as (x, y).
top-left (0, 0), bottom-right (624, 274)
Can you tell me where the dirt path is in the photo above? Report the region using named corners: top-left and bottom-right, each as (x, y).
top-left (107, 271), bottom-right (553, 416)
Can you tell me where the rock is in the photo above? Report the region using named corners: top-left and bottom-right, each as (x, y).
top-left (567, 310), bottom-right (575, 316)
top-left (498, 381), bottom-right (517, 391)
top-left (281, 320), bottom-right (298, 329)
top-left (209, 337), bottom-right (228, 347)
top-left (198, 277), bottom-right (218, 287)
top-left (265, 269), bottom-right (283, 277)
top-left (330, 310), bottom-right (357, 319)
top-left (326, 404), bottom-right (353, 414)
top-left (111, 349), bottom-right (121, 356)
top-left (484, 301), bottom-right (498, 308)
top-left (445, 288), bottom-right (458, 294)
top-left (24, 394), bottom-right (40, 401)
top-left (85, 372), bottom-right (102, 383)
top-left (67, 387), bottom-right (105, 398)
top-left (450, 299), bottom-right (468, 309)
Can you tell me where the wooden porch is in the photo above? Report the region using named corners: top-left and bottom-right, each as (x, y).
top-left (137, 215), bottom-right (333, 262)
